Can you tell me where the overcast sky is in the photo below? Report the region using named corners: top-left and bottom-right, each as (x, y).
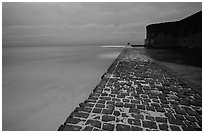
top-left (2, 2), bottom-right (202, 46)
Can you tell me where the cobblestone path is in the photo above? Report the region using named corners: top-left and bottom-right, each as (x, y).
top-left (58, 48), bottom-right (202, 131)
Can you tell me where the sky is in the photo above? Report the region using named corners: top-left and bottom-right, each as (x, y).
top-left (2, 2), bottom-right (202, 46)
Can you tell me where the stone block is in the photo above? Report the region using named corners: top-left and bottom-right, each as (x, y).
top-left (128, 118), bottom-right (141, 126)
top-left (70, 112), bottom-right (89, 119)
top-left (85, 119), bottom-right (101, 129)
top-left (131, 99), bottom-right (140, 104)
top-left (131, 126), bottom-right (143, 131)
top-left (102, 123), bottom-right (115, 131)
top-left (155, 106), bottom-right (165, 112)
top-left (102, 115), bottom-right (115, 122)
top-left (185, 115), bottom-right (197, 122)
top-left (124, 103), bottom-right (135, 108)
top-left (95, 103), bottom-right (105, 108)
top-left (65, 117), bottom-right (84, 124)
top-left (170, 125), bottom-right (181, 131)
top-left (159, 124), bottom-right (169, 131)
top-left (102, 109), bottom-right (113, 115)
top-left (146, 105), bottom-right (155, 111)
top-left (97, 100), bottom-right (106, 104)
top-left (142, 120), bottom-right (157, 129)
top-left (146, 116), bottom-right (155, 121)
top-left (92, 108), bottom-right (102, 114)
top-left (63, 124), bottom-right (82, 131)
top-left (129, 108), bottom-right (140, 114)
top-left (75, 107), bottom-right (92, 113)
top-left (131, 113), bottom-right (144, 120)
top-left (116, 124), bottom-right (130, 131)
top-left (115, 102), bottom-right (123, 107)
top-left (137, 105), bottom-right (146, 110)
top-left (174, 114), bottom-right (185, 120)
top-left (113, 111), bottom-right (120, 116)
top-left (155, 117), bottom-right (167, 123)
top-left (82, 126), bottom-right (94, 131)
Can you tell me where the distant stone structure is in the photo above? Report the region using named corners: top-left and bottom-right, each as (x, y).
top-left (145, 11), bottom-right (202, 49)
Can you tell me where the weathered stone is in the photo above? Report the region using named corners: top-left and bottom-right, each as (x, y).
top-left (79, 103), bottom-right (95, 108)
top-left (75, 107), bottom-right (92, 113)
top-left (195, 115), bottom-right (202, 122)
top-left (151, 102), bottom-right (160, 107)
top-left (65, 117), bottom-right (84, 124)
top-left (85, 119), bottom-right (101, 129)
top-left (159, 124), bottom-right (169, 131)
top-left (102, 109), bottom-right (113, 115)
top-left (185, 115), bottom-right (197, 122)
top-left (146, 116), bottom-right (155, 121)
top-left (155, 106), bottom-right (165, 112)
top-left (122, 98), bottom-right (130, 102)
top-left (170, 125), bottom-right (181, 131)
top-left (82, 126), bottom-right (94, 131)
top-left (95, 103), bottom-right (105, 108)
top-left (142, 120), bottom-right (157, 129)
top-left (131, 126), bottom-right (143, 131)
top-left (97, 100), bottom-right (106, 104)
top-left (116, 124), bottom-right (130, 131)
top-left (63, 124), bottom-right (82, 131)
top-left (174, 114), bottom-right (185, 120)
top-left (70, 112), bottom-right (89, 119)
top-left (131, 99), bottom-right (140, 104)
top-left (100, 96), bottom-right (111, 101)
top-left (102, 123), bottom-right (115, 131)
top-left (112, 98), bottom-right (121, 102)
top-left (129, 108), bottom-right (140, 114)
top-left (146, 105), bottom-right (155, 111)
top-left (106, 101), bottom-right (115, 105)
top-left (137, 105), bottom-right (146, 110)
top-left (124, 103), bottom-right (135, 108)
top-left (113, 111), bottom-right (120, 116)
top-left (131, 113), bottom-right (144, 120)
top-left (155, 117), bottom-right (167, 123)
top-left (168, 118), bottom-right (184, 126)
top-left (174, 106), bottom-right (186, 115)
top-left (115, 102), bottom-right (123, 107)
top-left (92, 108), bottom-right (102, 113)
top-left (102, 115), bottom-right (115, 122)
top-left (183, 107), bottom-right (198, 116)
top-left (128, 118), bottom-right (141, 126)
top-left (122, 113), bottom-right (128, 117)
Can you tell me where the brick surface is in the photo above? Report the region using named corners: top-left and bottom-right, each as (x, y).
top-left (170, 125), bottom-right (181, 131)
top-left (58, 48), bottom-right (202, 131)
top-left (102, 115), bottom-right (115, 122)
top-left (92, 108), bottom-right (102, 114)
top-left (159, 124), bottom-right (169, 130)
top-left (63, 124), bottom-right (82, 131)
top-left (85, 119), bottom-right (101, 129)
top-left (131, 126), bottom-right (143, 131)
top-left (155, 117), bottom-right (167, 123)
top-left (128, 118), bottom-right (141, 126)
top-left (116, 124), bottom-right (130, 131)
top-left (142, 120), bottom-right (157, 129)
top-left (102, 123), bottom-right (115, 131)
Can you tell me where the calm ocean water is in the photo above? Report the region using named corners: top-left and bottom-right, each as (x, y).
top-left (2, 45), bottom-right (124, 131)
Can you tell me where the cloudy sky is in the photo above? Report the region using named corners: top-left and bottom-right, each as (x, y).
top-left (2, 2), bottom-right (202, 46)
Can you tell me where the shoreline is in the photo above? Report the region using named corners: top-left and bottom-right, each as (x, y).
top-left (58, 47), bottom-right (202, 131)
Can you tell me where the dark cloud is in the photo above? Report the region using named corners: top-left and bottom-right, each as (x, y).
top-left (2, 2), bottom-right (202, 46)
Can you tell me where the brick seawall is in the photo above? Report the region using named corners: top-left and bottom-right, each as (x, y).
top-left (58, 47), bottom-right (202, 131)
